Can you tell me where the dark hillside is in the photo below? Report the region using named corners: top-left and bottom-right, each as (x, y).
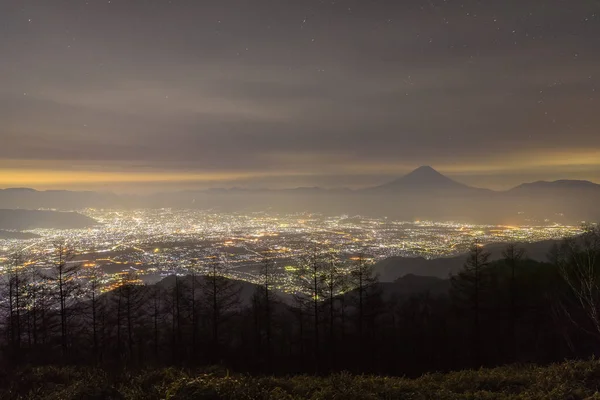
top-left (374, 239), bottom-right (561, 281)
top-left (0, 209), bottom-right (97, 230)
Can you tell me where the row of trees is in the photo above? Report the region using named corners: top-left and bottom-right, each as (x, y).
top-left (1, 243), bottom-right (81, 364)
top-left (1, 225), bottom-right (600, 376)
top-left (0, 243), bottom-right (381, 373)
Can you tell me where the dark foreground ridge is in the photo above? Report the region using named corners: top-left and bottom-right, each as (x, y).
top-left (2, 360), bottom-right (600, 400)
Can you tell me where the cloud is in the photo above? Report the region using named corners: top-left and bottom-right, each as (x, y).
top-left (0, 0), bottom-right (599, 190)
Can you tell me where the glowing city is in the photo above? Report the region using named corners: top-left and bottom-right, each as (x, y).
top-left (0, 209), bottom-right (584, 294)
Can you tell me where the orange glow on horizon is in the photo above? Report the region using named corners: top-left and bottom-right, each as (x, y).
top-left (1, 148), bottom-right (600, 191)
top-left (0, 168), bottom-right (301, 188)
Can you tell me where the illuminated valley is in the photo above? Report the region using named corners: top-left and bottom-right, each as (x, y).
top-left (0, 209), bottom-right (584, 294)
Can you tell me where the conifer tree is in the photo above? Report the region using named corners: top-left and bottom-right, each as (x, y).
top-left (451, 239), bottom-right (491, 366)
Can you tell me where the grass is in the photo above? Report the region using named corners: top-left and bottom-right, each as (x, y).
top-left (2, 360), bottom-right (600, 399)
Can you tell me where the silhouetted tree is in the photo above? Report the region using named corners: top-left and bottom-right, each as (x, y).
top-left (348, 252), bottom-right (379, 369)
top-left (199, 256), bottom-right (241, 363)
top-left (44, 241), bottom-right (81, 359)
top-left (113, 272), bottom-right (146, 363)
top-left (251, 252), bottom-right (279, 372)
top-left (554, 225), bottom-right (600, 340)
top-left (451, 240), bottom-right (491, 366)
top-left (24, 264), bottom-right (52, 351)
top-left (502, 243), bottom-right (526, 361)
top-left (188, 259), bottom-right (201, 359)
top-left (293, 247), bottom-right (328, 374)
top-left (166, 273), bottom-right (186, 364)
top-left (0, 253), bottom-right (27, 362)
top-left (322, 251), bottom-right (344, 371)
top-left (148, 285), bottom-right (164, 363)
top-left (83, 264), bottom-right (105, 362)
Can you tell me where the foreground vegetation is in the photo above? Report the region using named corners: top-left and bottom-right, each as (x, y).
top-left (3, 360), bottom-right (600, 400)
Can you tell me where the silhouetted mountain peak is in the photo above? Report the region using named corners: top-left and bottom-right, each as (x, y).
top-left (409, 165), bottom-right (437, 174)
top-left (370, 166), bottom-right (473, 192)
top-left (402, 166), bottom-right (455, 184)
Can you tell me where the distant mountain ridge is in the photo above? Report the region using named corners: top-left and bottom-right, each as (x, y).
top-left (0, 230), bottom-right (41, 239)
top-left (509, 179), bottom-right (600, 193)
top-left (2, 167), bottom-right (600, 223)
top-left (0, 209), bottom-right (97, 231)
top-left (3, 166), bottom-right (599, 196)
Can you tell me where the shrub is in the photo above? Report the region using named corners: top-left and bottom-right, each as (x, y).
top-left (3, 360), bottom-right (600, 400)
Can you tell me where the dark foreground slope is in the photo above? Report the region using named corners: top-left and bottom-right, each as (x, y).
top-left (3, 360), bottom-right (600, 400)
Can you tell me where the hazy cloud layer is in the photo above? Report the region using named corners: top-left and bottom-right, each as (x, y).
top-left (1, 0), bottom-right (599, 191)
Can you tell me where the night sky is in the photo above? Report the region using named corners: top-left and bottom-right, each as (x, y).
top-left (1, 0), bottom-right (599, 192)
